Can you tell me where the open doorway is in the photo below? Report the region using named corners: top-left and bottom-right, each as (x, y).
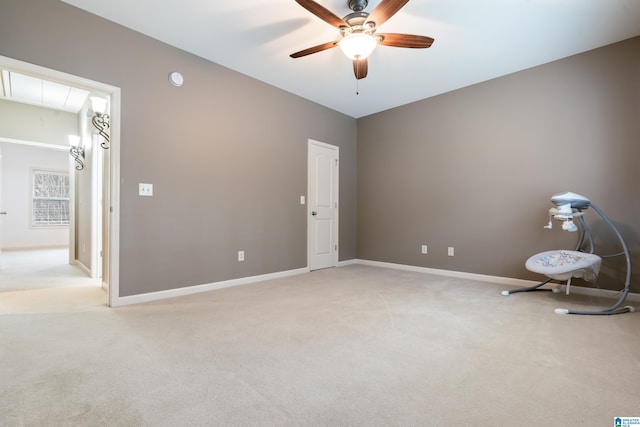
top-left (0, 55), bottom-right (120, 306)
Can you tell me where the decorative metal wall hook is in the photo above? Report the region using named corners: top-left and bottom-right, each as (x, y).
top-left (68, 135), bottom-right (84, 170)
top-left (92, 113), bottom-right (110, 149)
top-left (70, 145), bottom-right (85, 170)
top-left (90, 96), bottom-right (110, 149)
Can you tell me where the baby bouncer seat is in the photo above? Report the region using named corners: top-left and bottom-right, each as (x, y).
top-left (502, 192), bottom-right (634, 315)
top-left (526, 250), bottom-right (602, 294)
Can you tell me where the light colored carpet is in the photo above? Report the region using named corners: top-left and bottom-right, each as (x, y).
top-left (1, 255), bottom-right (639, 426)
top-left (0, 248), bottom-right (101, 292)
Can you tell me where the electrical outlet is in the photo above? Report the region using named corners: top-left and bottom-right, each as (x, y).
top-left (448, 247), bottom-right (455, 256)
top-left (421, 245), bottom-right (427, 254)
top-left (139, 183), bottom-right (153, 196)
top-left (238, 250), bottom-right (244, 261)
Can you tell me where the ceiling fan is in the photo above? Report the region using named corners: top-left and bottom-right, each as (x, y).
top-left (290, 0), bottom-right (434, 80)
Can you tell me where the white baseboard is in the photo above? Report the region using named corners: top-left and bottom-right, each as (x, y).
top-left (72, 259), bottom-right (92, 276)
top-left (337, 259), bottom-right (358, 267)
top-left (116, 260), bottom-right (355, 306)
top-left (112, 267), bottom-right (310, 307)
top-left (352, 259), bottom-right (640, 303)
top-left (110, 258), bottom-right (639, 308)
top-left (354, 259), bottom-right (536, 287)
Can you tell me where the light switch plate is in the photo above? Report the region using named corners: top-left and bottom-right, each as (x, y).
top-left (139, 183), bottom-right (153, 196)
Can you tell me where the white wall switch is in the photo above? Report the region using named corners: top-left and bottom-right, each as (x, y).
top-left (448, 247), bottom-right (455, 256)
top-left (421, 245), bottom-right (428, 254)
top-left (300, 196), bottom-right (305, 205)
top-left (238, 250), bottom-right (244, 261)
top-left (139, 183), bottom-right (153, 196)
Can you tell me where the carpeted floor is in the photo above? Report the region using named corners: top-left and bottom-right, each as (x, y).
top-left (1, 252), bottom-right (639, 426)
top-left (0, 248), bottom-right (101, 292)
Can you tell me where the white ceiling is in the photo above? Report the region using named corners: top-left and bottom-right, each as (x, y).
top-left (61, 0), bottom-right (640, 118)
top-left (1, 70), bottom-right (90, 113)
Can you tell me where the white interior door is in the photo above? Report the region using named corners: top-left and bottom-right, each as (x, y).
top-left (307, 140), bottom-right (338, 271)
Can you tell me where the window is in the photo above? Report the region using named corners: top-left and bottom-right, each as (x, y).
top-left (32, 169), bottom-right (70, 227)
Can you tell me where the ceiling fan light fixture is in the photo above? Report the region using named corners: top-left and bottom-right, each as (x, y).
top-left (290, 0), bottom-right (434, 81)
top-left (338, 33), bottom-right (377, 60)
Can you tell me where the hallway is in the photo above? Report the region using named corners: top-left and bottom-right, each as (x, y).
top-left (0, 248), bottom-right (105, 313)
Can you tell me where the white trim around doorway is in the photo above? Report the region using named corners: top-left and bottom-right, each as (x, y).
top-left (0, 55), bottom-right (121, 307)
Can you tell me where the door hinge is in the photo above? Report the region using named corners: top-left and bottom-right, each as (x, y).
top-left (335, 244), bottom-right (338, 251)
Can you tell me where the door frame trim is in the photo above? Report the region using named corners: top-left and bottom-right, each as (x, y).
top-left (0, 55), bottom-right (121, 307)
top-left (307, 139), bottom-right (339, 270)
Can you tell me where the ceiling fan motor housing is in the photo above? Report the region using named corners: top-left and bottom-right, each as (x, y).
top-left (348, 0), bottom-right (368, 12)
top-left (343, 11), bottom-right (370, 28)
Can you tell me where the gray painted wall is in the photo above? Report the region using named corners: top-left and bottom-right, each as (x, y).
top-left (0, 0), bottom-right (357, 297)
top-left (357, 37), bottom-right (640, 292)
top-left (2, 0), bottom-right (637, 298)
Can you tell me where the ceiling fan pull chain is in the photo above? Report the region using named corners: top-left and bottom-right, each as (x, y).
top-left (356, 60), bottom-right (360, 95)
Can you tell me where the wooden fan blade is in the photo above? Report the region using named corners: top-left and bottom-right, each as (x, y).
top-left (353, 58), bottom-right (368, 80)
top-left (366, 0), bottom-right (409, 27)
top-left (290, 41), bottom-right (339, 58)
top-left (377, 33), bottom-right (434, 48)
top-left (295, 0), bottom-right (348, 28)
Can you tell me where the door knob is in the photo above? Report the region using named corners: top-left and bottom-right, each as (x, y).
top-left (311, 211), bottom-right (317, 216)
top-left (0, 211), bottom-right (6, 215)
